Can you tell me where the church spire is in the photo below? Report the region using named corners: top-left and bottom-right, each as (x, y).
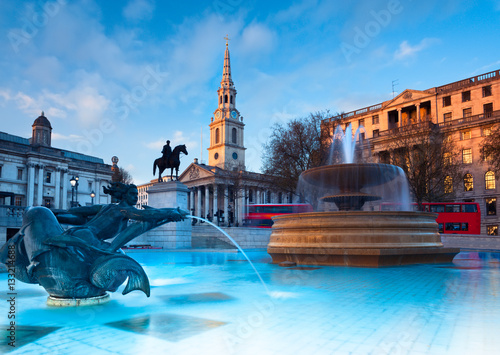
top-left (222, 35), bottom-right (233, 86)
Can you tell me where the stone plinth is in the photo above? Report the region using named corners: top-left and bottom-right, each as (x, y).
top-left (136, 181), bottom-right (191, 249)
top-left (267, 211), bottom-right (460, 267)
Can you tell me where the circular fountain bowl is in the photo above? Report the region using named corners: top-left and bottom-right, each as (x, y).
top-left (267, 211), bottom-right (460, 267)
top-left (301, 163), bottom-right (401, 190)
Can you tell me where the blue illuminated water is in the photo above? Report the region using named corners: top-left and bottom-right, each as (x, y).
top-left (1, 250), bottom-right (499, 354)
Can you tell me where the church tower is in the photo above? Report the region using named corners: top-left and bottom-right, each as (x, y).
top-left (208, 38), bottom-right (246, 170)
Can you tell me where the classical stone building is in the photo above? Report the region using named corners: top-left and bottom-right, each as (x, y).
top-left (138, 41), bottom-right (291, 226)
top-left (321, 70), bottom-right (500, 235)
top-left (0, 112), bottom-right (113, 242)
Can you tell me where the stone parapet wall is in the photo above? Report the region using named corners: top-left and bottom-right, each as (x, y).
top-left (192, 225), bottom-right (271, 249)
top-left (441, 234), bottom-right (500, 250)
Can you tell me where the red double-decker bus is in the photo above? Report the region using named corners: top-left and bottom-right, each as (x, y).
top-left (380, 202), bottom-right (481, 234)
top-left (244, 204), bottom-right (313, 228)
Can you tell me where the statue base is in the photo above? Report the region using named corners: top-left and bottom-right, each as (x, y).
top-left (47, 293), bottom-right (111, 307)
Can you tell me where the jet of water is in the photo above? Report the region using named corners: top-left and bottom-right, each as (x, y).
top-left (188, 215), bottom-right (270, 295)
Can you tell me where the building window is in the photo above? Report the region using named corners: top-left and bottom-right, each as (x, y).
top-left (44, 198), bottom-right (51, 208)
top-left (484, 103), bottom-right (493, 117)
top-left (443, 152), bottom-right (452, 166)
top-left (464, 173), bottom-right (474, 191)
top-left (372, 115), bottom-right (379, 125)
top-left (443, 96), bottom-right (451, 107)
top-left (17, 169), bottom-right (23, 180)
top-left (373, 129), bottom-right (380, 138)
top-left (215, 128), bottom-right (220, 144)
top-left (45, 171), bottom-right (52, 184)
top-left (483, 85), bottom-right (492, 97)
top-left (462, 148), bottom-right (472, 164)
top-left (487, 225), bottom-right (498, 236)
top-left (230, 95), bottom-right (233, 104)
top-left (0, 165), bottom-right (2, 178)
top-left (224, 95), bottom-right (228, 103)
top-left (486, 197), bottom-right (497, 215)
top-left (359, 132), bottom-right (365, 141)
top-left (358, 119), bottom-right (364, 128)
top-left (483, 127), bottom-right (492, 136)
top-left (460, 130), bottom-right (471, 140)
top-left (485, 171), bottom-right (496, 190)
top-left (463, 108), bottom-right (472, 118)
top-left (14, 196), bottom-right (22, 206)
top-left (232, 128), bottom-right (237, 144)
top-left (444, 176), bottom-right (453, 194)
top-left (462, 90), bottom-right (471, 102)
top-left (266, 191), bottom-right (271, 203)
top-left (443, 112), bottom-right (452, 122)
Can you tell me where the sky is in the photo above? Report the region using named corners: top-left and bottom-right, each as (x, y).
top-left (1, 0), bottom-right (499, 185)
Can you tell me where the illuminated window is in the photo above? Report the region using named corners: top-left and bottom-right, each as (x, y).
top-left (460, 131), bottom-right (471, 140)
top-left (487, 225), bottom-right (498, 235)
top-left (462, 148), bottom-right (472, 164)
top-left (443, 152), bottom-right (452, 166)
top-left (443, 96), bottom-right (451, 107)
top-left (444, 176), bottom-right (453, 194)
top-left (486, 197), bottom-right (497, 215)
top-left (483, 127), bottom-right (492, 136)
top-left (485, 171), bottom-right (496, 190)
top-left (464, 173), bottom-right (474, 191)
top-left (462, 91), bottom-right (471, 102)
top-left (14, 196), bottom-right (22, 206)
top-left (45, 171), bottom-right (52, 184)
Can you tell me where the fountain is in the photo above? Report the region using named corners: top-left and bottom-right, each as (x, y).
top-left (267, 124), bottom-right (460, 267)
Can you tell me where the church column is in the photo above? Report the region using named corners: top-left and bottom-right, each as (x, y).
top-left (62, 169), bottom-right (68, 209)
top-left (189, 188), bottom-right (194, 214)
top-left (224, 185), bottom-right (229, 226)
top-left (205, 186), bottom-right (210, 219)
top-left (54, 167), bottom-right (61, 209)
top-left (27, 163), bottom-right (35, 207)
top-left (37, 164), bottom-right (44, 206)
top-left (196, 186), bottom-right (202, 218)
top-left (213, 184), bottom-right (218, 220)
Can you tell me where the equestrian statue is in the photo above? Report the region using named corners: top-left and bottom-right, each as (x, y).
top-left (153, 142), bottom-right (188, 182)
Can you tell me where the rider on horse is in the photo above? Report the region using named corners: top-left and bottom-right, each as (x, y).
top-left (161, 140), bottom-right (172, 162)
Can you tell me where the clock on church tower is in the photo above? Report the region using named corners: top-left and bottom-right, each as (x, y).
top-left (208, 38), bottom-right (246, 171)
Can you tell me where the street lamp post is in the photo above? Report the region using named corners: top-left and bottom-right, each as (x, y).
top-left (70, 176), bottom-right (79, 207)
top-left (90, 191), bottom-right (95, 205)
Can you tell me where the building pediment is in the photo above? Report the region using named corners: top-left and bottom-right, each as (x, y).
top-left (384, 89), bottom-right (433, 109)
top-left (179, 163), bottom-right (215, 182)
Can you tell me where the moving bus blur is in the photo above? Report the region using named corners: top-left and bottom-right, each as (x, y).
top-left (244, 204), bottom-right (313, 228)
top-left (380, 202), bottom-right (481, 234)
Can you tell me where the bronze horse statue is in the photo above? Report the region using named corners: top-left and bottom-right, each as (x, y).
top-left (153, 144), bottom-right (188, 182)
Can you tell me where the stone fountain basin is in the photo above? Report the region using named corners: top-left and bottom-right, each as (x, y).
top-left (267, 211), bottom-right (460, 267)
top-left (301, 163), bottom-right (400, 190)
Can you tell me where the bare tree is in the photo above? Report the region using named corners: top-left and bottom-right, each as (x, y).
top-left (112, 167), bottom-right (134, 185)
top-left (386, 123), bottom-right (462, 207)
top-left (261, 111), bottom-right (330, 199)
top-left (481, 124), bottom-right (500, 173)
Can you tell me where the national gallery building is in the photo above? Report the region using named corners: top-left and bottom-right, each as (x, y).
top-left (321, 70), bottom-right (500, 235)
top-left (0, 113), bottom-right (113, 241)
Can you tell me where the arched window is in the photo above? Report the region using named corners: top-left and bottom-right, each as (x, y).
top-left (220, 96), bottom-right (222, 104)
top-left (444, 176), bottom-right (453, 194)
top-left (485, 171), bottom-right (496, 190)
top-left (230, 95), bottom-right (233, 104)
top-left (232, 128), bottom-right (237, 144)
top-left (215, 128), bottom-right (220, 144)
top-left (224, 95), bottom-right (228, 103)
top-left (464, 173), bottom-right (474, 191)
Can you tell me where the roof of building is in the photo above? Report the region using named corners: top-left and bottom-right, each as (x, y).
top-left (32, 111), bottom-right (52, 129)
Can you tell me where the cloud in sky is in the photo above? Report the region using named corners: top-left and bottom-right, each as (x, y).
top-left (123, 0), bottom-right (155, 21)
top-left (394, 38), bottom-right (439, 61)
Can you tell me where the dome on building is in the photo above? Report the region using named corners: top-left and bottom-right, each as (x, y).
top-left (32, 111), bottom-right (52, 129)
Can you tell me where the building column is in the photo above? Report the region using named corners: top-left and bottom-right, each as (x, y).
top-left (27, 163), bottom-right (35, 207)
top-left (62, 169), bottom-right (68, 209)
top-left (54, 167), bottom-right (61, 209)
top-left (37, 164), bottom-right (44, 206)
top-left (189, 189), bottom-right (194, 214)
top-left (196, 186), bottom-right (202, 217)
top-left (95, 178), bottom-right (101, 204)
top-left (417, 104), bottom-right (421, 123)
top-left (213, 184), bottom-right (218, 218)
top-left (224, 185), bottom-right (229, 226)
top-left (205, 186), bottom-right (210, 219)
top-left (397, 108), bottom-right (402, 127)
